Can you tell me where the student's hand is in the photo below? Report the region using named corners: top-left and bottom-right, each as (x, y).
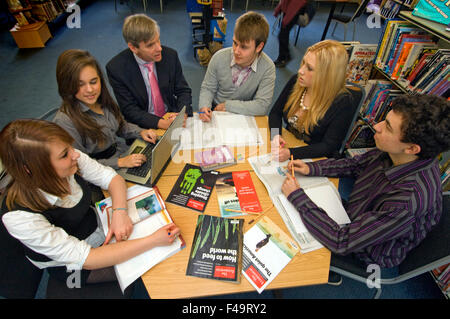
top-left (271, 135), bottom-right (290, 162)
top-left (157, 116), bottom-right (176, 129)
top-left (104, 209), bottom-right (133, 244)
top-left (214, 103), bottom-right (226, 112)
top-left (287, 159), bottom-right (310, 175)
top-left (281, 174), bottom-right (301, 197)
top-left (140, 129), bottom-right (157, 144)
top-left (118, 153), bottom-right (147, 168)
top-left (150, 223), bottom-right (181, 247)
top-left (198, 107), bottom-right (212, 122)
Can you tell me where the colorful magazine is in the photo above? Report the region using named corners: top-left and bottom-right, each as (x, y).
top-left (216, 171), bottom-right (262, 218)
top-left (242, 216), bottom-right (299, 293)
top-left (186, 215), bottom-right (243, 283)
top-left (166, 163), bottom-right (218, 213)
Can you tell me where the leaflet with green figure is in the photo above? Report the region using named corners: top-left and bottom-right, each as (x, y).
top-left (166, 163), bottom-right (218, 213)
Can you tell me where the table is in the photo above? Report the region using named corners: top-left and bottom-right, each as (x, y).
top-left (140, 115), bottom-right (333, 299)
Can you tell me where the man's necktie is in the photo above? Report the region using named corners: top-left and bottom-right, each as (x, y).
top-left (144, 62), bottom-right (165, 117)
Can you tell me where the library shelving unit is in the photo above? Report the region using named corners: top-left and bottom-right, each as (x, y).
top-left (8, 0), bottom-right (74, 48)
top-left (368, 10), bottom-right (450, 298)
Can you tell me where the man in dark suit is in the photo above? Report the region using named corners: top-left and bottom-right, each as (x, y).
top-left (106, 14), bottom-right (192, 129)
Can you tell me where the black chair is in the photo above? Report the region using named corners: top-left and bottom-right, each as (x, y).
top-left (330, 0), bottom-right (371, 41)
top-left (330, 194), bottom-right (450, 298)
top-left (294, 0), bottom-right (317, 46)
top-left (335, 82), bottom-right (366, 157)
top-left (46, 275), bottom-right (134, 299)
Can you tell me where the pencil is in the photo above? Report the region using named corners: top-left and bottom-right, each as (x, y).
top-left (291, 155), bottom-right (294, 177)
top-left (248, 204), bottom-right (274, 225)
top-left (225, 208), bottom-right (260, 215)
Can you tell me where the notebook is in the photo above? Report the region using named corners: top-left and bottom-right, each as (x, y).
top-left (118, 106), bottom-right (186, 186)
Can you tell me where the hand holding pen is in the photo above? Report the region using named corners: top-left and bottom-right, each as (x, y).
top-left (271, 135), bottom-right (290, 162)
top-left (198, 107), bottom-right (212, 122)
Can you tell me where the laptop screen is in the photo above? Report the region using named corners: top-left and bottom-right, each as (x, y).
top-left (149, 106), bottom-right (186, 185)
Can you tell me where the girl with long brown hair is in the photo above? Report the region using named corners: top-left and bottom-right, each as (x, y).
top-left (54, 49), bottom-right (157, 169)
top-left (269, 40), bottom-right (355, 161)
top-left (0, 119), bottom-right (179, 297)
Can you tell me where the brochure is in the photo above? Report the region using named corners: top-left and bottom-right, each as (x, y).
top-left (216, 171), bottom-right (262, 218)
top-left (166, 163), bottom-right (218, 213)
top-left (242, 216), bottom-right (299, 293)
top-left (186, 215), bottom-right (243, 283)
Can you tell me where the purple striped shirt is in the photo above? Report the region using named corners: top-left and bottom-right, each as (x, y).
top-left (287, 150), bottom-right (442, 268)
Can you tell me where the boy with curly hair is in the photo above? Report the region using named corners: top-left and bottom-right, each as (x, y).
top-left (282, 94), bottom-right (450, 271)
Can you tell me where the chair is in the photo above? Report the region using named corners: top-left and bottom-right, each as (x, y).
top-left (114, 0), bottom-right (163, 13)
top-left (230, 0), bottom-right (250, 12)
top-left (330, 194), bottom-right (450, 299)
top-left (336, 82), bottom-right (366, 157)
top-left (38, 107), bottom-right (59, 121)
top-left (330, 0), bottom-right (371, 41)
top-left (46, 275), bottom-right (134, 299)
top-left (293, 1), bottom-right (317, 46)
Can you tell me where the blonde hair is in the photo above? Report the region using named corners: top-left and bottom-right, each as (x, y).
top-left (0, 119), bottom-right (75, 211)
top-left (284, 40), bottom-right (349, 134)
top-left (123, 14), bottom-right (160, 48)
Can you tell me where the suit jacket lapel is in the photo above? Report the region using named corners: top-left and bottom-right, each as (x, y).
top-left (126, 50), bottom-right (149, 109)
top-left (155, 48), bottom-right (170, 106)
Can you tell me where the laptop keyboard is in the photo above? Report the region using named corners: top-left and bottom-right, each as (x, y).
top-left (126, 143), bottom-right (155, 177)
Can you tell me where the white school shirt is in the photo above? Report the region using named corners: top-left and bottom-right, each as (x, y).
top-left (2, 150), bottom-right (117, 271)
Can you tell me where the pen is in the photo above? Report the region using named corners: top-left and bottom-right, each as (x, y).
top-left (225, 208), bottom-right (260, 215)
top-left (248, 204), bottom-right (274, 225)
top-left (290, 155), bottom-right (295, 177)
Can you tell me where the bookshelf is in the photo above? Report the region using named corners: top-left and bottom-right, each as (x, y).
top-left (378, 0), bottom-right (419, 20)
top-left (346, 9), bottom-right (450, 298)
top-left (7, 0), bottom-right (74, 48)
top-left (398, 10), bottom-right (450, 43)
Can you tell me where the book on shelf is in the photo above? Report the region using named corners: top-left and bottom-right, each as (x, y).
top-left (345, 43), bottom-right (378, 85)
top-left (340, 41), bottom-right (360, 59)
top-left (345, 147), bottom-right (376, 158)
top-left (412, 0), bottom-right (450, 26)
top-left (384, 26), bottom-right (428, 74)
top-left (166, 163), bottom-right (218, 213)
top-left (408, 49), bottom-right (450, 91)
top-left (216, 170), bottom-right (262, 218)
top-left (186, 214), bottom-right (243, 283)
top-left (242, 216), bottom-right (300, 293)
top-left (388, 33), bottom-right (434, 78)
top-left (380, 0), bottom-right (402, 19)
top-left (396, 43), bottom-right (438, 82)
top-left (375, 20), bottom-right (412, 69)
top-left (346, 121), bottom-right (376, 149)
top-left (248, 154), bottom-right (350, 253)
top-left (95, 184), bottom-right (186, 292)
top-left (194, 145), bottom-right (236, 171)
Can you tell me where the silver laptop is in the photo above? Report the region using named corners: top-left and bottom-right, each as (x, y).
top-left (118, 106), bottom-right (186, 186)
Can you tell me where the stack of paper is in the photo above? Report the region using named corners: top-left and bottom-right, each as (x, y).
top-left (179, 112), bottom-right (263, 150)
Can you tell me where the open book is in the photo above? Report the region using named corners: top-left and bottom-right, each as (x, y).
top-left (179, 112), bottom-right (264, 150)
top-left (248, 154), bottom-right (350, 253)
top-left (95, 185), bottom-right (185, 292)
